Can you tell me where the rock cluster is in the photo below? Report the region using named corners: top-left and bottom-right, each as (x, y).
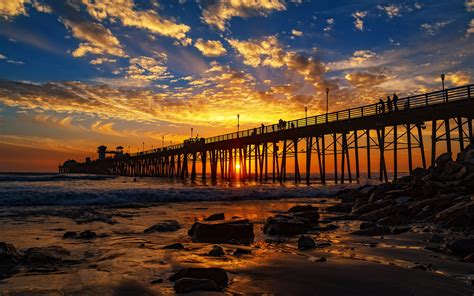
top-left (263, 205), bottom-right (319, 236)
top-left (169, 267), bottom-right (228, 293)
top-left (143, 220), bottom-right (181, 233)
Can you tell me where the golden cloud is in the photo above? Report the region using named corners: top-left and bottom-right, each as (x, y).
top-left (61, 18), bottom-right (126, 58)
top-left (80, 0), bottom-right (191, 43)
top-left (201, 0), bottom-right (286, 31)
top-left (0, 0), bottom-right (29, 19)
top-left (194, 38), bottom-right (227, 57)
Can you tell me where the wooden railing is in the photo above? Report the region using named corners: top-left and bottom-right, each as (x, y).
top-left (131, 84), bottom-right (473, 156)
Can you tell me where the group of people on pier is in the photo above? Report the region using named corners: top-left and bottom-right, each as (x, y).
top-left (377, 93), bottom-right (400, 114)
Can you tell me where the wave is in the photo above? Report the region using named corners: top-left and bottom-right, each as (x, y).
top-left (0, 174), bottom-right (116, 182)
top-left (0, 183), bottom-right (353, 206)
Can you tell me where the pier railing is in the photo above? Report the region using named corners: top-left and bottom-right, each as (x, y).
top-left (132, 84), bottom-right (472, 156)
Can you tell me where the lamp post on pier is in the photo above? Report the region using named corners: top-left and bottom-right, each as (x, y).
top-left (305, 106), bottom-right (308, 125)
top-left (162, 136), bottom-right (164, 148)
top-left (237, 114), bottom-right (240, 133)
top-left (326, 88), bottom-right (330, 114)
top-left (441, 74), bottom-right (446, 102)
top-left (191, 128), bottom-right (193, 138)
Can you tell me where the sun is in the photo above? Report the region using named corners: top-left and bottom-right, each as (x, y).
top-left (235, 163), bottom-right (241, 171)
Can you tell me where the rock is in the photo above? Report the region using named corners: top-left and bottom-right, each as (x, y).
top-left (351, 226), bottom-right (391, 236)
top-left (174, 278), bottom-right (218, 293)
top-left (77, 230), bottom-right (97, 239)
top-left (395, 196), bottom-right (412, 204)
top-left (287, 205), bottom-right (319, 223)
top-left (313, 257), bottom-right (327, 262)
top-left (326, 203), bottom-right (352, 213)
top-left (360, 222), bottom-right (376, 230)
top-left (62, 231), bottom-right (77, 239)
top-left (377, 213), bottom-right (406, 226)
top-left (352, 199), bottom-right (393, 216)
top-left (189, 219), bottom-right (254, 244)
top-left (434, 201), bottom-right (474, 228)
top-left (163, 243), bottom-right (184, 250)
top-left (463, 253), bottom-right (474, 263)
top-left (412, 167), bottom-right (428, 178)
top-left (0, 242), bottom-right (22, 279)
top-left (411, 264), bottom-right (428, 271)
top-left (435, 152), bottom-right (452, 166)
top-left (150, 278), bottom-right (163, 284)
top-left (444, 237), bottom-right (474, 256)
top-left (298, 235), bottom-right (316, 250)
top-left (440, 161), bottom-right (464, 180)
top-left (205, 213), bottom-right (225, 221)
top-left (208, 245), bottom-right (225, 257)
top-left (359, 205), bottom-right (397, 222)
top-left (23, 246), bottom-right (71, 265)
top-left (233, 248), bottom-right (252, 256)
top-left (391, 226), bottom-right (411, 235)
top-left (144, 220), bottom-right (181, 233)
top-left (313, 224), bottom-right (339, 231)
top-left (169, 267), bottom-right (228, 288)
top-left (263, 215), bottom-right (310, 236)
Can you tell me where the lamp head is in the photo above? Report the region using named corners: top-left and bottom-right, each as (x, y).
top-left (441, 74), bottom-right (445, 81)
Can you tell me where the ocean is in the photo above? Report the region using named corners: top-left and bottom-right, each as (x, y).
top-left (0, 173), bottom-right (360, 206)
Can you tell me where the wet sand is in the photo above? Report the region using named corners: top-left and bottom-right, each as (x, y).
top-left (0, 198), bottom-right (473, 295)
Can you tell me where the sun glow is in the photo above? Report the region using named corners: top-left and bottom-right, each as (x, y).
top-left (235, 163), bottom-right (241, 172)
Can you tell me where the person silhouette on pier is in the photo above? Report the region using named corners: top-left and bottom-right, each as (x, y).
top-left (387, 96), bottom-right (392, 112)
top-left (378, 99), bottom-right (385, 114)
top-left (393, 93), bottom-right (399, 111)
top-left (261, 123), bottom-right (265, 134)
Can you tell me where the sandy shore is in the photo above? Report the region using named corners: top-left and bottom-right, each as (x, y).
top-left (0, 198), bottom-right (473, 295)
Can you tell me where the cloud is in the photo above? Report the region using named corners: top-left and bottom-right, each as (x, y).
top-left (345, 72), bottom-right (389, 87)
top-left (445, 71), bottom-right (471, 86)
top-left (201, 0), bottom-right (286, 31)
top-left (324, 18), bottom-right (335, 32)
top-left (80, 0), bottom-right (191, 44)
top-left (467, 19), bottom-right (474, 37)
top-left (291, 29), bottom-right (303, 37)
top-left (352, 11), bottom-right (367, 31)
top-left (0, 54), bottom-right (6, 60)
top-left (194, 38), bottom-right (227, 57)
top-left (90, 57), bottom-right (117, 65)
top-left (0, 0), bottom-right (29, 20)
top-left (377, 4), bottom-right (401, 18)
top-left (61, 18), bottom-right (126, 58)
top-left (328, 50), bottom-right (378, 71)
top-left (125, 55), bottom-right (171, 81)
top-left (420, 21), bottom-right (452, 35)
top-left (466, 0), bottom-right (474, 12)
top-left (0, 53), bottom-right (25, 64)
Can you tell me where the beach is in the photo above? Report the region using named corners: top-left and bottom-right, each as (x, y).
top-left (0, 175), bottom-right (473, 295)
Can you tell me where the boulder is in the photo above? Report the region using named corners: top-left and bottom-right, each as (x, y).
top-left (359, 205), bottom-right (397, 222)
top-left (435, 152), bottom-right (452, 166)
top-left (440, 161), bottom-right (464, 180)
top-left (205, 213), bottom-right (225, 221)
top-left (0, 242), bottom-right (22, 279)
top-left (188, 219), bottom-right (254, 244)
top-left (163, 243), bottom-right (184, 250)
top-left (434, 201), bottom-right (474, 227)
top-left (233, 248), bottom-right (252, 256)
top-left (444, 237), bottom-right (474, 256)
top-left (298, 235), bottom-right (316, 250)
top-left (23, 246), bottom-right (71, 265)
top-left (359, 222), bottom-right (377, 230)
top-left (144, 220), bottom-right (181, 233)
top-left (77, 230), bottom-right (97, 239)
top-left (169, 267), bottom-right (228, 288)
top-left (208, 245), bottom-right (225, 257)
top-left (62, 231), bottom-right (77, 239)
top-left (287, 205), bottom-right (319, 223)
top-left (326, 203), bottom-right (352, 213)
top-left (263, 215), bottom-right (310, 236)
top-left (352, 199), bottom-right (393, 216)
top-left (174, 278), bottom-right (218, 293)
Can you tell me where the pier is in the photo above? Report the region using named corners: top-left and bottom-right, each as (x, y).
top-left (60, 84), bottom-right (474, 184)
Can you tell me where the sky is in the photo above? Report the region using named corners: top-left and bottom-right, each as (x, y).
top-left (0, 0), bottom-right (473, 172)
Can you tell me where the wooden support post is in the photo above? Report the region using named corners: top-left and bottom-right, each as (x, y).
top-left (191, 152), bottom-right (197, 180)
top-left (340, 133), bottom-right (345, 184)
top-left (281, 140), bottom-right (287, 182)
top-left (345, 133), bottom-right (352, 183)
top-left (469, 118), bottom-right (473, 144)
top-left (294, 139), bottom-right (300, 183)
top-left (272, 142), bottom-right (276, 182)
top-left (316, 136), bottom-right (324, 184)
top-left (407, 124), bottom-right (413, 174)
top-left (333, 133), bottom-right (338, 184)
top-left (239, 148), bottom-right (243, 180)
top-left (201, 150), bottom-right (207, 180)
top-left (321, 135), bottom-right (326, 184)
top-left (457, 116), bottom-right (464, 151)
top-left (366, 129), bottom-right (371, 179)
top-left (243, 146), bottom-right (247, 180)
top-left (354, 131), bottom-right (360, 183)
top-left (445, 119), bottom-right (452, 155)
top-left (255, 144), bottom-right (259, 182)
top-left (431, 120), bottom-right (437, 166)
top-left (264, 142), bottom-right (268, 182)
top-left (219, 150), bottom-right (225, 180)
top-left (306, 137), bottom-right (312, 185)
top-left (417, 124), bottom-right (427, 170)
top-left (393, 125), bottom-right (398, 181)
top-left (248, 145), bottom-right (252, 181)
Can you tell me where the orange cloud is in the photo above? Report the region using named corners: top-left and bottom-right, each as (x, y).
top-left (194, 38), bottom-right (227, 57)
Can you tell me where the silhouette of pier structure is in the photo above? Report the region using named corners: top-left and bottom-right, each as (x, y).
top-left (60, 84), bottom-right (474, 184)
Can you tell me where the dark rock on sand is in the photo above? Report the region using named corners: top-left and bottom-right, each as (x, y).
top-left (313, 224), bottom-right (339, 232)
top-left (444, 237), bottom-right (474, 257)
top-left (174, 277), bottom-right (219, 293)
top-left (434, 200), bottom-right (474, 227)
top-left (169, 267), bottom-right (228, 288)
top-left (163, 243), bottom-right (184, 250)
top-left (360, 222), bottom-right (377, 230)
top-left (0, 242), bottom-right (22, 279)
top-left (23, 246), bottom-right (72, 265)
top-left (62, 231), bottom-right (77, 239)
top-left (188, 219), bottom-right (254, 244)
top-left (77, 230), bottom-right (97, 239)
top-left (288, 205), bottom-right (319, 223)
top-left (298, 235), bottom-right (316, 250)
top-left (326, 203), bottom-right (352, 213)
top-left (144, 220), bottom-right (181, 233)
top-left (208, 245), bottom-right (225, 257)
top-left (263, 215), bottom-right (310, 236)
top-left (150, 278), bottom-right (163, 284)
top-left (204, 213), bottom-right (225, 221)
top-left (463, 253), bottom-right (474, 263)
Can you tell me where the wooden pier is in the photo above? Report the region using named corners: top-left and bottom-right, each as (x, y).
top-left (60, 84), bottom-right (474, 184)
